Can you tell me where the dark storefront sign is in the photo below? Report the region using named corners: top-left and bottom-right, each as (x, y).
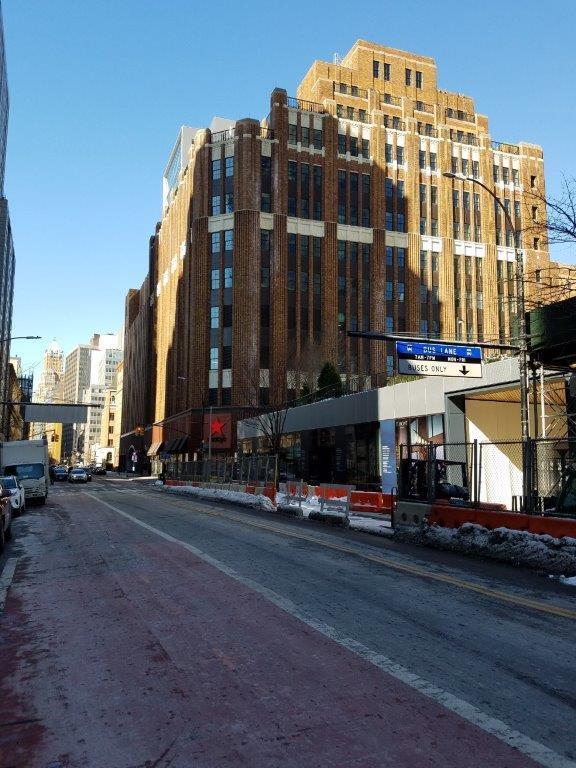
top-left (203, 412), bottom-right (232, 451)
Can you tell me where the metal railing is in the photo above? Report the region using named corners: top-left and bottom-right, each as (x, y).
top-left (491, 140), bottom-right (520, 155)
top-left (445, 107), bottom-right (475, 123)
top-left (383, 116), bottom-right (406, 131)
top-left (287, 96), bottom-right (325, 114)
top-left (336, 83), bottom-right (368, 98)
top-left (167, 455), bottom-right (278, 486)
top-left (398, 438), bottom-right (576, 516)
top-left (417, 125), bottom-right (438, 137)
top-left (415, 100), bottom-right (433, 113)
top-left (382, 93), bottom-right (401, 107)
top-left (450, 130), bottom-right (479, 146)
top-left (210, 128), bottom-right (235, 143)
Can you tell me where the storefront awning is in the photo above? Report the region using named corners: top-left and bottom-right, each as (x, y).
top-left (164, 437), bottom-right (189, 454)
top-left (147, 441), bottom-right (164, 457)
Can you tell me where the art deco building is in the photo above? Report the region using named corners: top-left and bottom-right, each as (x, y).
top-left (123, 40), bottom-right (550, 454)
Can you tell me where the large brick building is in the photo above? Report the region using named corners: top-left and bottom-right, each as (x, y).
top-left (122, 40), bottom-right (552, 458)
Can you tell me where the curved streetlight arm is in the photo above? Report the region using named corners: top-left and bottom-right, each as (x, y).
top-left (444, 171), bottom-right (531, 508)
top-left (0, 335), bottom-right (42, 343)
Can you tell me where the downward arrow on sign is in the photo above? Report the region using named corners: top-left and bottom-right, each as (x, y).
top-left (460, 365), bottom-right (469, 375)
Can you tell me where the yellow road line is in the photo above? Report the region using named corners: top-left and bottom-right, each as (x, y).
top-left (116, 487), bottom-right (576, 621)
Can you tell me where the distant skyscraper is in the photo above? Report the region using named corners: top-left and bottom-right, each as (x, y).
top-left (0, 2), bottom-right (14, 440)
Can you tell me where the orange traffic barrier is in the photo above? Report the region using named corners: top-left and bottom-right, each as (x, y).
top-left (428, 503), bottom-right (576, 539)
top-left (314, 486), bottom-right (349, 500)
top-left (350, 491), bottom-right (385, 513)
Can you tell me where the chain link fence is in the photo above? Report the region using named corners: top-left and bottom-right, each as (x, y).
top-left (399, 438), bottom-right (576, 516)
top-left (166, 455), bottom-right (278, 486)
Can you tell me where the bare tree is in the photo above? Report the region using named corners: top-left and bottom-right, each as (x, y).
top-left (528, 176), bottom-right (576, 247)
top-left (239, 368), bottom-right (289, 458)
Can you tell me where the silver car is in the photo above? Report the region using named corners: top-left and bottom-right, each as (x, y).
top-left (68, 468), bottom-right (88, 484)
top-left (0, 476), bottom-right (25, 515)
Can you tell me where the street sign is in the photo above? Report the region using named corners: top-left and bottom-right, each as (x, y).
top-left (396, 341), bottom-right (483, 378)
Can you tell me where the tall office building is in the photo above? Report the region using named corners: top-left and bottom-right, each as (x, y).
top-left (0, 2), bottom-right (14, 440)
top-left (123, 40), bottom-right (553, 454)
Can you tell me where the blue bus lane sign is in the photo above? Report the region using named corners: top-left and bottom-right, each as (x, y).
top-left (395, 341), bottom-right (483, 378)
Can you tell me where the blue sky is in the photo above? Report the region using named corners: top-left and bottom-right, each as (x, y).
top-left (4, 0), bottom-right (576, 375)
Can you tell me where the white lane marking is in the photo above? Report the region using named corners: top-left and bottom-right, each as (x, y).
top-left (0, 557), bottom-right (18, 612)
top-left (85, 492), bottom-right (575, 768)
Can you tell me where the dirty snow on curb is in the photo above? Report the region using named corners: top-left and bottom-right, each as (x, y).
top-left (156, 483), bottom-right (276, 512)
top-left (396, 522), bottom-right (576, 575)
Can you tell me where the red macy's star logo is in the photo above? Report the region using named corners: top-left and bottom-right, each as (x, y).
top-left (210, 418), bottom-right (226, 438)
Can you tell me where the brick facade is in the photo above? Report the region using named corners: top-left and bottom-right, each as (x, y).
top-left (121, 40), bottom-right (552, 454)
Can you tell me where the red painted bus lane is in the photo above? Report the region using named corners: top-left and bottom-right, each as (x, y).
top-left (0, 491), bottom-right (555, 767)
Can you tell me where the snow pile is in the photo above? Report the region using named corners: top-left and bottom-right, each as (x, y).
top-left (396, 522), bottom-right (576, 575)
top-left (157, 483), bottom-right (276, 512)
top-left (350, 515), bottom-right (393, 536)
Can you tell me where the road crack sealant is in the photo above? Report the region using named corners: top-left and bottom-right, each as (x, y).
top-left (86, 491), bottom-right (576, 768)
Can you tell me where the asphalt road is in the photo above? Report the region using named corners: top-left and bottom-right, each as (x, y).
top-left (0, 477), bottom-right (575, 768)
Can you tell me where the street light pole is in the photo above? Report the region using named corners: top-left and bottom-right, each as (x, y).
top-left (444, 172), bottom-right (531, 508)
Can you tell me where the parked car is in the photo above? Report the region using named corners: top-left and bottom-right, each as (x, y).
top-left (84, 466), bottom-right (93, 481)
top-left (92, 465), bottom-right (107, 475)
top-left (0, 476), bottom-right (25, 515)
top-left (54, 466), bottom-right (68, 481)
top-left (0, 487), bottom-right (12, 551)
top-left (68, 468), bottom-right (88, 484)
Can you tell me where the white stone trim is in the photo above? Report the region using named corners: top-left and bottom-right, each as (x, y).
top-left (208, 213), bottom-right (235, 232)
top-left (454, 241), bottom-right (486, 257)
top-left (337, 224), bottom-right (373, 243)
top-left (286, 217), bottom-right (325, 237)
top-left (384, 231), bottom-right (409, 248)
top-left (497, 246), bottom-right (516, 262)
top-left (421, 236), bottom-right (443, 253)
top-left (260, 213), bottom-right (274, 230)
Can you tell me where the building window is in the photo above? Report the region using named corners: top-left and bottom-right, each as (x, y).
top-left (338, 133), bottom-right (346, 154)
top-left (396, 146), bottom-right (404, 165)
top-left (463, 191), bottom-right (470, 210)
top-left (384, 63), bottom-right (390, 81)
top-left (288, 160), bottom-right (297, 217)
top-left (430, 153), bottom-right (437, 171)
top-left (420, 284), bottom-right (428, 302)
top-left (373, 61), bottom-right (379, 78)
top-left (419, 150), bottom-right (426, 169)
top-left (261, 156), bottom-right (272, 212)
top-left (338, 169), bottom-right (347, 224)
top-left (462, 158), bottom-right (469, 176)
top-left (386, 316), bottom-right (394, 332)
top-left (420, 218), bottom-right (427, 235)
top-left (405, 68), bottom-right (412, 86)
top-left (350, 136), bottom-right (358, 157)
top-left (211, 195), bottom-right (221, 215)
top-left (512, 168), bottom-right (519, 185)
top-left (210, 348), bottom-right (219, 370)
top-left (224, 267), bottom-right (233, 288)
top-left (386, 281), bottom-right (393, 301)
top-left (385, 143), bottom-right (393, 163)
top-left (313, 128), bottom-right (323, 149)
top-left (212, 159), bottom-right (221, 181)
top-left (453, 190), bottom-right (460, 209)
top-left (472, 160), bottom-right (479, 179)
top-left (361, 138), bottom-right (370, 158)
top-left (397, 282), bottom-right (405, 301)
top-left (211, 306), bottom-right (219, 328)
top-left (211, 269), bottom-right (220, 289)
top-left (397, 248), bottom-right (406, 267)
top-left (493, 165), bottom-right (500, 183)
top-left (386, 246), bottom-right (393, 266)
top-left (530, 175), bottom-right (536, 188)
top-left (225, 156), bottom-right (234, 177)
top-left (420, 319), bottom-right (428, 335)
top-left (224, 193), bottom-right (233, 213)
top-left (288, 124), bottom-right (297, 145)
top-left (397, 213), bottom-right (405, 232)
top-left (211, 231), bottom-right (221, 254)
top-left (416, 71), bottom-right (423, 88)
top-left (451, 157), bottom-right (458, 174)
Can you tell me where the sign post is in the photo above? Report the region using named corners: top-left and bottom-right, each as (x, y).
top-left (396, 341), bottom-right (483, 378)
